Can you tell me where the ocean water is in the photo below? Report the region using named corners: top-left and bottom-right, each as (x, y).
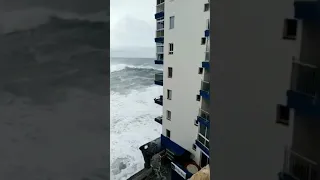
top-left (110, 57), bottom-right (162, 180)
top-left (0, 16), bottom-right (110, 180)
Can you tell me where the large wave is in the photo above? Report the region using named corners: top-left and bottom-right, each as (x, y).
top-left (0, 15), bottom-right (109, 104)
top-left (0, 8), bottom-right (108, 33)
top-left (111, 63), bottom-right (162, 73)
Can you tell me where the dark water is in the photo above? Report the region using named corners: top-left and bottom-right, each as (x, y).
top-left (0, 16), bottom-right (110, 180)
top-left (110, 57), bottom-right (162, 94)
top-left (0, 16), bottom-right (109, 104)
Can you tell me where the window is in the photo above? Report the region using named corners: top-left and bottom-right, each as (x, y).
top-left (169, 16), bottom-right (175, 29)
top-left (283, 19), bottom-right (297, 40)
top-left (196, 95), bottom-right (201, 101)
top-left (166, 129), bottom-right (171, 138)
top-left (194, 119), bottom-right (199, 126)
top-left (198, 67), bottom-right (203, 74)
top-left (192, 144), bottom-right (197, 151)
top-left (166, 110), bottom-right (171, 120)
top-left (168, 67), bottom-right (173, 78)
top-left (204, 3), bottom-right (210, 12)
top-left (201, 37), bottom-right (206, 45)
top-left (167, 89), bottom-right (172, 100)
top-left (169, 43), bottom-right (174, 54)
top-left (276, 104), bottom-right (290, 126)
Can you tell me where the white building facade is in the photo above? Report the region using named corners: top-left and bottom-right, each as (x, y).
top-left (154, 0), bottom-right (210, 179)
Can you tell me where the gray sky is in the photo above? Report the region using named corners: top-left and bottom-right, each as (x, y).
top-left (110, 0), bottom-right (156, 49)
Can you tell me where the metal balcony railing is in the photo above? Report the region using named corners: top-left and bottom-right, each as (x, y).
top-left (283, 148), bottom-right (318, 180)
top-left (156, 3), bottom-right (164, 13)
top-left (156, 46), bottom-right (164, 54)
top-left (156, 20), bottom-right (164, 30)
top-left (156, 0), bottom-right (164, 5)
top-left (156, 30), bottom-right (164, 38)
top-left (205, 51), bottom-right (210, 61)
top-left (155, 73), bottom-right (163, 82)
top-left (199, 109), bottom-right (210, 121)
top-left (201, 81), bottom-right (210, 92)
top-left (290, 61), bottom-right (319, 97)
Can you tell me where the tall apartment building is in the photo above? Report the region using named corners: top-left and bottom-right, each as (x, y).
top-left (153, 0), bottom-right (210, 179)
top-left (210, 1), bottom-right (320, 180)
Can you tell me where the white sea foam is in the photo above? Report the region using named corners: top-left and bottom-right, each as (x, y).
top-left (110, 63), bottom-right (162, 73)
top-left (110, 85), bottom-right (162, 180)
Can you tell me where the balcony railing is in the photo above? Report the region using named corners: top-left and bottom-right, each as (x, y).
top-left (156, 3), bottom-right (164, 13)
top-left (156, 0), bottom-right (164, 5)
top-left (154, 73), bottom-right (163, 86)
top-left (155, 73), bottom-right (163, 81)
top-left (156, 46), bottom-right (164, 54)
top-left (156, 20), bottom-right (164, 30)
top-left (290, 61), bottom-right (319, 98)
top-left (155, 116), bottom-right (163, 124)
top-left (199, 109), bottom-right (210, 121)
top-left (156, 30), bottom-right (164, 38)
top-left (205, 51), bottom-right (210, 61)
top-left (154, 95), bottom-right (163, 106)
top-left (283, 148), bottom-right (318, 180)
top-left (201, 81), bottom-right (210, 92)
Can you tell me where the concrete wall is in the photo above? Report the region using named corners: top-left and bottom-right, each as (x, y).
top-left (161, 0), bottom-right (209, 164)
top-left (209, 0), bottom-right (298, 179)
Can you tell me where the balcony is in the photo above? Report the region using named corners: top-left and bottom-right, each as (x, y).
top-left (155, 3), bottom-right (164, 19)
top-left (294, 1), bottom-right (320, 21)
top-left (155, 46), bottom-right (164, 64)
top-left (197, 109), bottom-right (210, 127)
top-left (171, 161), bottom-right (197, 180)
top-left (286, 61), bottom-right (320, 117)
top-left (155, 30), bottom-right (164, 43)
top-left (195, 139), bottom-right (209, 157)
top-left (154, 95), bottom-right (163, 106)
top-left (154, 73), bottom-right (163, 86)
top-left (154, 37), bottom-right (164, 43)
top-left (200, 81), bottom-right (210, 100)
top-left (280, 148), bottom-right (317, 180)
top-left (202, 51), bottom-right (210, 69)
top-left (154, 116), bottom-right (162, 124)
top-left (161, 135), bottom-right (187, 156)
top-left (205, 29), bottom-right (210, 37)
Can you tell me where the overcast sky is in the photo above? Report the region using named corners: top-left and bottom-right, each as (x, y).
top-left (110, 0), bottom-right (156, 49)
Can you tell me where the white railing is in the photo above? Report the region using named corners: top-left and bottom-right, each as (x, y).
top-left (284, 148), bottom-right (318, 180)
top-left (199, 109), bottom-right (210, 121)
top-left (155, 73), bottom-right (163, 81)
top-left (290, 61), bottom-right (318, 97)
top-left (156, 3), bottom-right (164, 13)
top-left (201, 81), bottom-right (210, 92)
